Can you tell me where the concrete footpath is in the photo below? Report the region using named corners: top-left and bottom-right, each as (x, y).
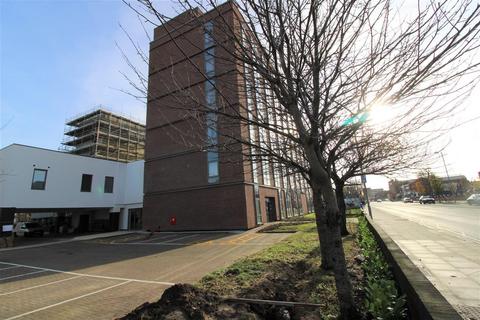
top-left (371, 205), bottom-right (480, 320)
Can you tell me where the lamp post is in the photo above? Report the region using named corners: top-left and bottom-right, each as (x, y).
top-left (435, 151), bottom-right (453, 202)
top-left (361, 174), bottom-right (373, 219)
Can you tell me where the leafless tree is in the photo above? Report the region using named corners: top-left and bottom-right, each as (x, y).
top-left (122, 0), bottom-right (480, 317)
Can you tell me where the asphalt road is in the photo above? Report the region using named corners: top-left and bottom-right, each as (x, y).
top-left (370, 201), bottom-right (480, 319)
top-left (370, 201), bottom-right (480, 242)
top-left (0, 231), bottom-right (290, 320)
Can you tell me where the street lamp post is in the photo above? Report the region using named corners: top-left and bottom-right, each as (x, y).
top-left (436, 151), bottom-right (453, 202)
top-left (361, 174), bottom-right (373, 219)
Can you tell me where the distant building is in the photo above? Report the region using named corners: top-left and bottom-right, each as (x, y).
top-left (367, 188), bottom-right (388, 200)
top-left (62, 109), bottom-right (145, 162)
top-left (389, 175), bottom-right (469, 199)
top-left (0, 144), bottom-right (144, 233)
top-left (438, 175), bottom-right (469, 196)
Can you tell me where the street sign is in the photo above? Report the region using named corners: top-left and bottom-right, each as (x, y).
top-left (361, 175), bottom-right (367, 184)
top-left (2, 224), bottom-right (13, 232)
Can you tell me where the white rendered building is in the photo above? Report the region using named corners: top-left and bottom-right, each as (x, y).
top-left (0, 144), bottom-right (143, 232)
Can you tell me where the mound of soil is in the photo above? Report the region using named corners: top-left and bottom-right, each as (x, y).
top-left (119, 284), bottom-right (264, 320)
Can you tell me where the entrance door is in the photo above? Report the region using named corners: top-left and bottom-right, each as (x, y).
top-left (109, 212), bottom-right (119, 231)
top-left (128, 208), bottom-right (142, 230)
top-left (265, 197), bottom-right (277, 222)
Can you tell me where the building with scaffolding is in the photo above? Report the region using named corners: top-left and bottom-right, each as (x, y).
top-left (62, 109), bottom-right (145, 162)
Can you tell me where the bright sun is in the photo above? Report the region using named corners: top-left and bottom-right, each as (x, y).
top-left (367, 104), bottom-right (392, 126)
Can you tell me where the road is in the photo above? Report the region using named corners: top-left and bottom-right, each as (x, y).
top-left (371, 201), bottom-right (480, 319)
top-left (371, 201), bottom-right (480, 242)
top-left (0, 230), bottom-right (289, 320)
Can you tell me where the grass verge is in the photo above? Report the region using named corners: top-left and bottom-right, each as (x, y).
top-left (197, 219), bottom-right (363, 319)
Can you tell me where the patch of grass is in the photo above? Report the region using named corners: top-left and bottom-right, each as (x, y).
top-left (286, 212), bottom-right (316, 221)
top-left (197, 220), bottom-right (362, 319)
top-left (198, 221), bottom-right (319, 295)
top-left (347, 208), bottom-right (364, 217)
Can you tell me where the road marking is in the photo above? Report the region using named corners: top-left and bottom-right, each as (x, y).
top-left (228, 233), bottom-right (251, 244)
top-left (0, 275), bottom-right (83, 296)
top-left (0, 239), bottom-right (76, 252)
top-left (0, 261), bottom-right (175, 286)
top-left (150, 230), bottom-right (241, 234)
top-left (114, 241), bottom-right (273, 247)
top-left (4, 280), bottom-right (131, 320)
top-left (156, 243), bottom-right (242, 281)
top-left (137, 234), bottom-right (179, 243)
top-left (162, 234), bottom-right (199, 243)
top-left (0, 265), bottom-right (21, 271)
top-left (0, 270), bottom-right (48, 281)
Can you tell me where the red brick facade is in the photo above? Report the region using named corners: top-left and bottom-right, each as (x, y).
top-left (143, 2), bottom-right (311, 231)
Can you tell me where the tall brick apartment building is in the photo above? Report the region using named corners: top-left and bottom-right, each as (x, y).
top-left (143, 1), bottom-right (312, 231)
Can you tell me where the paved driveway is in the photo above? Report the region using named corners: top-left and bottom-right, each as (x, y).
top-left (0, 231), bottom-right (289, 320)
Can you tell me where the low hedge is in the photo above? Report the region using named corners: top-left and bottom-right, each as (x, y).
top-left (358, 217), bottom-right (407, 319)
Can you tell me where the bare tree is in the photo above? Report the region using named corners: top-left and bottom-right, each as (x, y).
top-left (122, 0), bottom-right (480, 317)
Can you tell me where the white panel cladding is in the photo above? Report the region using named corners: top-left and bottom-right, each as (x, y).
top-left (0, 144), bottom-right (143, 209)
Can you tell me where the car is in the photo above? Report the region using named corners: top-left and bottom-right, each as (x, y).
top-left (14, 222), bottom-right (44, 237)
top-left (419, 195), bottom-right (436, 204)
top-left (376, 199), bottom-right (382, 202)
top-left (467, 194), bottom-right (480, 205)
top-left (403, 197), bottom-right (413, 203)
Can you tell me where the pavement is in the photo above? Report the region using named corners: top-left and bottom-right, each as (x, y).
top-left (370, 201), bottom-right (480, 320)
top-left (0, 230), bottom-right (290, 320)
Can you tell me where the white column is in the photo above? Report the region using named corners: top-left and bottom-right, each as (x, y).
top-left (119, 208), bottom-right (129, 230)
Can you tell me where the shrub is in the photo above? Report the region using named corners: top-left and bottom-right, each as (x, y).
top-left (358, 218), bottom-right (407, 319)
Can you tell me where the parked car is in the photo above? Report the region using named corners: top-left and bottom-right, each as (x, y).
top-left (14, 222), bottom-right (44, 237)
top-left (376, 199), bottom-right (382, 202)
top-left (419, 196), bottom-right (436, 204)
top-left (403, 197), bottom-right (413, 203)
top-left (467, 194), bottom-right (480, 205)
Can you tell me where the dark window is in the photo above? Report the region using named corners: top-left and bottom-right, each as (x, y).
top-left (31, 169), bottom-right (47, 190)
top-left (104, 176), bottom-right (114, 193)
top-left (81, 174), bottom-right (93, 192)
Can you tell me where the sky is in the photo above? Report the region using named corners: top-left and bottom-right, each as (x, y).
top-left (1, 0), bottom-right (479, 190)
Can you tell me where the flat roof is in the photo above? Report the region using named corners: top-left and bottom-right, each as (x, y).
top-left (0, 143), bottom-right (144, 165)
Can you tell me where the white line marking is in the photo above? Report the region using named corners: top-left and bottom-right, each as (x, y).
top-left (162, 234), bottom-right (199, 243)
top-left (116, 242), bottom-right (275, 247)
top-left (0, 266), bottom-right (21, 271)
top-left (0, 270), bottom-right (48, 281)
top-left (0, 239), bottom-right (76, 252)
top-left (0, 275), bottom-right (83, 296)
top-left (138, 234), bottom-right (179, 243)
top-left (0, 261), bottom-right (174, 286)
top-left (4, 281), bottom-right (131, 320)
top-left (152, 231), bottom-right (242, 234)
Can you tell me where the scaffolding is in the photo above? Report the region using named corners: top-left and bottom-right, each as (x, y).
top-left (61, 109), bottom-right (145, 162)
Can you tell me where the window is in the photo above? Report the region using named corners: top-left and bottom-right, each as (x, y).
top-left (204, 21), bottom-right (219, 183)
top-left (104, 176), bottom-right (114, 193)
top-left (80, 174), bottom-right (93, 192)
top-left (207, 152), bottom-right (219, 183)
top-left (31, 169), bottom-right (47, 190)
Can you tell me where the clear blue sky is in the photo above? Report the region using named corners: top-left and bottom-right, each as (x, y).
top-left (1, 0), bottom-right (479, 189)
top-left (0, 0), bottom-right (164, 150)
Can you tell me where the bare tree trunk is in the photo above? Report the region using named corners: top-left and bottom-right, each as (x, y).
top-left (334, 180), bottom-right (349, 236)
top-left (311, 181), bottom-right (358, 319)
top-left (311, 187), bottom-right (334, 270)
